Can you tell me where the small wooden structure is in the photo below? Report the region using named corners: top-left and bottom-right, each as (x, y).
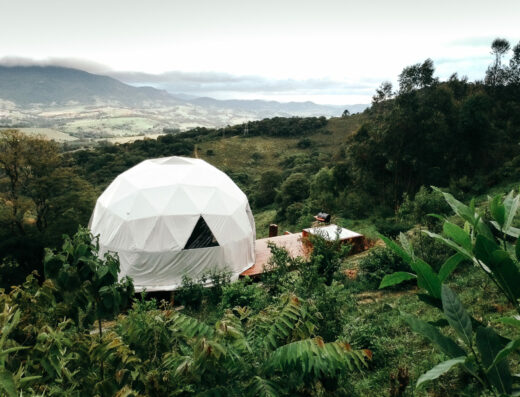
top-left (240, 224), bottom-right (365, 278)
top-left (302, 224), bottom-right (365, 254)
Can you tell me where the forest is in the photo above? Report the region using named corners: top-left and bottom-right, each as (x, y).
top-left (0, 38), bottom-right (520, 396)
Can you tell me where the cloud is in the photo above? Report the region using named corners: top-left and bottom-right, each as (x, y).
top-left (448, 37), bottom-right (496, 48)
top-left (108, 70), bottom-right (376, 98)
top-left (0, 56), bottom-right (111, 74)
top-left (0, 56), bottom-right (375, 104)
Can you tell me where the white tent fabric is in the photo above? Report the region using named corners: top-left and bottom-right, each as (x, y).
top-left (88, 156), bottom-right (256, 291)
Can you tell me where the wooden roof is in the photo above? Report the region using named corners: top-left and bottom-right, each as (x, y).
top-left (240, 233), bottom-right (306, 277)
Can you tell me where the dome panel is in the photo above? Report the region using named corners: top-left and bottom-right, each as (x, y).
top-left (162, 214), bottom-right (200, 249)
top-left (181, 185), bottom-right (218, 213)
top-left (126, 191), bottom-right (160, 220)
top-left (163, 186), bottom-right (201, 215)
top-left (98, 176), bottom-right (137, 207)
top-left (204, 190), bottom-right (240, 215)
top-left (139, 185), bottom-right (178, 214)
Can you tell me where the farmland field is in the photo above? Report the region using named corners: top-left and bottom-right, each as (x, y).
top-left (2, 127), bottom-right (78, 141)
top-left (62, 116), bottom-right (160, 137)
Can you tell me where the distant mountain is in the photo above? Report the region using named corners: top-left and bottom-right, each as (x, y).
top-left (0, 65), bottom-right (179, 107)
top-left (187, 97), bottom-right (366, 118)
top-left (0, 65), bottom-right (368, 129)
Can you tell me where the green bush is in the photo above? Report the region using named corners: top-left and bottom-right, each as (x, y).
top-left (262, 243), bottom-right (302, 296)
top-left (358, 247), bottom-right (409, 290)
top-left (252, 169), bottom-right (283, 208)
top-left (311, 281), bottom-right (355, 342)
top-left (219, 277), bottom-right (270, 311)
top-left (308, 231), bottom-right (350, 286)
top-left (175, 275), bottom-right (204, 310)
top-left (340, 190), bottom-right (372, 219)
top-left (343, 315), bottom-right (393, 369)
top-left (285, 201), bottom-right (305, 224)
top-left (296, 137), bottom-right (312, 148)
top-left (374, 218), bottom-right (412, 238)
top-left (203, 270), bottom-right (231, 306)
top-left (276, 172), bottom-right (310, 214)
top-left (398, 186), bottom-right (450, 229)
top-left (408, 228), bottom-right (454, 272)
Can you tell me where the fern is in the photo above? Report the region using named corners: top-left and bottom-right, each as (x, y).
top-left (262, 294), bottom-right (306, 351)
top-left (266, 337), bottom-right (370, 377)
top-left (215, 310), bottom-right (251, 356)
top-left (170, 312), bottom-right (214, 340)
top-left (247, 376), bottom-right (280, 397)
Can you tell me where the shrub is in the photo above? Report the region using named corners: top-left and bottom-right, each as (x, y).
top-left (408, 227), bottom-right (454, 272)
top-left (175, 275), bottom-right (204, 310)
top-left (311, 281), bottom-right (355, 342)
top-left (398, 186), bottom-right (450, 229)
top-left (219, 277), bottom-right (270, 311)
top-left (203, 270), bottom-right (231, 306)
top-left (296, 137), bottom-right (312, 148)
top-left (340, 191), bottom-right (372, 219)
top-left (252, 170), bottom-right (283, 208)
top-left (358, 247), bottom-right (409, 290)
top-left (175, 271), bottom-right (231, 310)
top-left (308, 231), bottom-right (350, 286)
top-left (276, 173), bottom-right (310, 211)
top-left (343, 315), bottom-right (393, 369)
top-left (374, 218), bottom-right (412, 238)
top-left (262, 243), bottom-right (302, 296)
top-left (285, 202), bottom-right (305, 224)
top-left (251, 151), bottom-right (263, 162)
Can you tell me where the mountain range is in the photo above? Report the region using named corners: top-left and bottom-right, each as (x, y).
top-left (0, 65), bottom-right (367, 135)
top-left (0, 65), bottom-right (178, 107)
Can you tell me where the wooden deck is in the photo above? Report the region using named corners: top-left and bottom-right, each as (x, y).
top-left (240, 233), bottom-right (306, 277)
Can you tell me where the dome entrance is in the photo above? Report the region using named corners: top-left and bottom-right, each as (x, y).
top-left (184, 216), bottom-right (219, 249)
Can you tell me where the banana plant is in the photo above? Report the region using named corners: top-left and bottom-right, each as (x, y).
top-left (380, 189), bottom-right (520, 395)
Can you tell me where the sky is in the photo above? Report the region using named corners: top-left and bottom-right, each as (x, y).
top-left (1, 0), bottom-right (519, 105)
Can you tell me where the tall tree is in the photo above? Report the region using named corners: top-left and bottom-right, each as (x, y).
top-left (485, 38), bottom-right (511, 87)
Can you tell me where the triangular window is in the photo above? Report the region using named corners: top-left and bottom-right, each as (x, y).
top-left (184, 216), bottom-right (219, 249)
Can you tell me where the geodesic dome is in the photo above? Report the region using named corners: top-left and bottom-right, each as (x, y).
top-left (88, 156), bottom-right (256, 291)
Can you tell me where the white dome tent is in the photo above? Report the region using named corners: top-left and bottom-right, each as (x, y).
top-left (88, 156), bottom-right (256, 291)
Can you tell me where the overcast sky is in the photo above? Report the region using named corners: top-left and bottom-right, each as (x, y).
top-left (1, 0), bottom-right (519, 104)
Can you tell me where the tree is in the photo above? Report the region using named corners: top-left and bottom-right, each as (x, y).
top-left (341, 109), bottom-right (350, 118)
top-left (0, 130), bottom-right (97, 285)
top-left (0, 129), bottom-right (35, 235)
top-left (309, 167), bottom-right (336, 213)
top-left (253, 170), bottom-right (283, 208)
top-left (372, 81), bottom-right (393, 104)
top-left (0, 129), bottom-right (95, 238)
top-left (276, 173), bottom-right (310, 208)
top-left (398, 59), bottom-right (436, 93)
top-left (485, 38), bottom-right (511, 87)
top-left (508, 41), bottom-right (520, 85)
